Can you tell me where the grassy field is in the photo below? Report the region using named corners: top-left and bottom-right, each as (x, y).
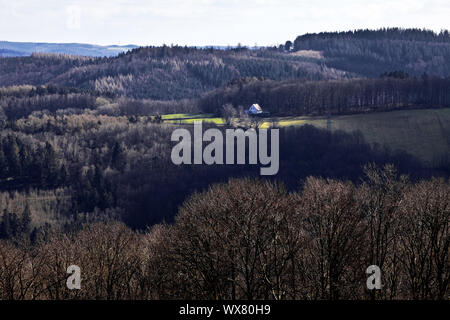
top-left (336, 109), bottom-right (450, 166)
top-left (272, 109), bottom-right (450, 165)
top-left (166, 117), bottom-right (225, 125)
top-left (161, 108), bottom-right (450, 166)
top-left (162, 113), bottom-right (224, 124)
top-left (161, 113), bottom-right (215, 120)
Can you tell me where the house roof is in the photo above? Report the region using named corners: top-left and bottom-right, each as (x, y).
top-left (250, 104), bottom-right (262, 111)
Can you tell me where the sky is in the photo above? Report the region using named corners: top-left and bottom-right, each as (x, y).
top-left (1, 0), bottom-right (450, 46)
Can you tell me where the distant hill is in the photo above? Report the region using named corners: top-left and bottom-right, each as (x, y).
top-left (292, 28), bottom-right (450, 77)
top-left (0, 48), bottom-right (28, 57)
top-left (1, 28), bottom-right (450, 100)
top-left (0, 41), bottom-right (138, 57)
top-left (0, 46), bottom-right (348, 100)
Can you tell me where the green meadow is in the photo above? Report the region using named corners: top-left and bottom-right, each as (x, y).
top-left (270, 108), bottom-right (450, 166)
top-left (161, 108), bottom-right (450, 166)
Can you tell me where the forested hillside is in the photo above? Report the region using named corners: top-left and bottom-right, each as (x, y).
top-left (292, 28), bottom-right (450, 77)
top-left (1, 173), bottom-right (449, 300)
top-left (200, 76), bottom-right (450, 116)
top-left (0, 47), bottom-right (347, 100)
top-left (0, 27), bottom-right (449, 301)
top-left (1, 29), bottom-right (449, 104)
top-left (1, 28), bottom-right (449, 103)
top-left (0, 91), bottom-right (426, 232)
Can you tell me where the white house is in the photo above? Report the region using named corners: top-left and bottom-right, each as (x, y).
top-left (247, 103), bottom-right (263, 115)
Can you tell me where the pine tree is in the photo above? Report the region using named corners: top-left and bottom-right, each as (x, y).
top-left (43, 142), bottom-right (58, 185)
top-left (0, 106), bottom-right (6, 129)
top-left (5, 135), bottom-right (20, 176)
top-left (0, 211), bottom-right (19, 239)
top-left (19, 144), bottom-right (32, 177)
top-left (59, 164), bottom-right (68, 185)
top-left (0, 210), bottom-right (10, 239)
top-left (0, 148), bottom-right (8, 179)
top-left (111, 142), bottom-right (126, 172)
top-left (21, 203), bottom-right (32, 235)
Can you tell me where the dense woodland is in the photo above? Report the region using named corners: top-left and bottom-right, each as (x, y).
top-left (293, 28), bottom-right (450, 77)
top-left (0, 48), bottom-right (344, 100)
top-left (1, 28), bottom-right (450, 102)
top-left (0, 169), bottom-right (448, 300)
top-left (0, 96), bottom-right (428, 231)
top-left (200, 75), bottom-right (450, 116)
top-left (0, 28), bottom-right (449, 300)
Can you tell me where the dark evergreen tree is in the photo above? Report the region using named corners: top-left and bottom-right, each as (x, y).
top-left (0, 148), bottom-right (8, 178)
top-left (21, 203), bottom-right (32, 235)
top-left (0, 211), bottom-right (19, 239)
top-left (43, 142), bottom-right (58, 185)
top-left (111, 142), bottom-right (126, 172)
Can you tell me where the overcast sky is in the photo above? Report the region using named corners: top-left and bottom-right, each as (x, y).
top-left (1, 0), bottom-right (449, 46)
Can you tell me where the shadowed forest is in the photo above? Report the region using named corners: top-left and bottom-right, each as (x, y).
top-left (1, 169), bottom-right (448, 300)
top-left (0, 28), bottom-right (448, 300)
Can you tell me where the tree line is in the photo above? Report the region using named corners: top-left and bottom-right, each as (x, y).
top-left (0, 167), bottom-right (448, 300)
top-left (2, 29), bottom-right (450, 103)
top-left (0, 45), bottom-right (348, 100)
top-left (292, 28), bottom-right (450, 77)
top-left (199, 76), bottom-right (450, 116)
top-left (0, 88), bottom-right (96, 120)
top-left (0, 114), bottom-right (429, 236)
top-left (0, 134), bottom-right (62, 187)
